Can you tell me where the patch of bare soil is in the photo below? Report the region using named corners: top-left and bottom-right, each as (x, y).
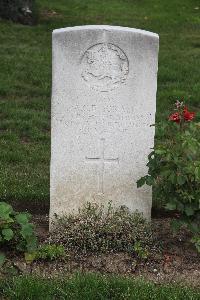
top-left (1, 216), bottom-right (200, 287)
top-left (40, 9), bottom-right (62, 20)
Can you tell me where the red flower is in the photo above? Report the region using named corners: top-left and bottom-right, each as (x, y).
top-left (169, 106), bottom-right (195, 124)
top-left (169, 112), bottom-right (180, 123)
top-left (183, 107), bottom-right (195, 121)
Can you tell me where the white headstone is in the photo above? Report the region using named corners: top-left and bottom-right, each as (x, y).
top-left (50, 25), bottom-right (159, 223)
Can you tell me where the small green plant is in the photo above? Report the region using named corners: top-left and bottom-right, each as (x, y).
top-left (35, 244), bottom-right (66, 261)
top-left (49, 202), bottom-right (154, 256)
top-left (0, 202), bottom-right (38, 264)
top-left (191, 236), bottom-right (200, 253)
top-left (137, 101), bottom-right (200, 252)
top-left (133, 241), bottom-right (149, 259)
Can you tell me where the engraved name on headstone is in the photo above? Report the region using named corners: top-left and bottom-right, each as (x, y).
top-left (50, 25), bottom-right (159, 224)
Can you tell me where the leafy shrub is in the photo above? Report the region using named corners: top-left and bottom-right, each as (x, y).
top-left (137, 101), bottom-right (200, 251)
top-left (49, 202), bottom-right (154, 256)
top-left (0, 0), bottom-right (38, 25)
top-left (0, 202), bottom-right (37, 265)
top-left (35, 244), bottom-right (66, 261)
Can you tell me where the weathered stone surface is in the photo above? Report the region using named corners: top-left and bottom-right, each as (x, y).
top-left (50, 25), bottom-right (159, 224)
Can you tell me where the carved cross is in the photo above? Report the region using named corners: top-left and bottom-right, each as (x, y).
top-left (85, 138), bottom-right (119, 194)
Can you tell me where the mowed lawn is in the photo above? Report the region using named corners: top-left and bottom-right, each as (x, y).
top-left (1, 273), bottom-right (200, 300)
top-left (0, 0), bottom-right (199, 209)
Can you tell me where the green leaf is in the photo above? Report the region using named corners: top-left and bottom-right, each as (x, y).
top-left (191, 236), bottom-right (200, 253)
top-left (0, 253), bottom-right (5, 267)
top-left (2, 228), bottom-right (14, 241)
top-left (166, 153), bottom-right (171, 161)
top-left (20, 223), bottom-right (34, 239)
top-left (26, 236), bottom-right (38, 252)
top-left (0, 202), bottom-right (14, 222)
top-left (188, 223), bottom-right (199, 234)
top-left (177, 175), bottom-right (186, 185)
top-left (160, 170), bottom-right (171, 177)
top-left (194, 167), bottom-right (200, 180)
top-left (15, 213), bottom-right (31, 225)
top-left (148, 151), bottom-right (154, 159)
top-left (185, 206), bottom-right (194, 216)
top-left (25, 252), bottom-right (36, 263)
top-left (154, 149), bottom-right (166, 155)
top-left (176, 201), bottom-right (184, 212)
top-left (165, 202), bottom-right (176, 210)
top-left (137, 177), bottom-right (146, 188)
top-left (169, 173), bottom-right (176, 184)
top-left (145, 176), bottom-right (154, 186)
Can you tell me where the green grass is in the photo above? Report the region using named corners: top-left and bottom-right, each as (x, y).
top-left (0, 0), bottom-right (199, 208)
top-left (0, 273), bottom-right (199, 300)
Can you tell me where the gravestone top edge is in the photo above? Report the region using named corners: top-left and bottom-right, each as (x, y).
top-left (52, 25), bottom-right (159, 39)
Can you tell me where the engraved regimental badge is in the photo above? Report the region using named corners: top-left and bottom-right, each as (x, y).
top-left (81, 43), bottom-right (129, 92)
